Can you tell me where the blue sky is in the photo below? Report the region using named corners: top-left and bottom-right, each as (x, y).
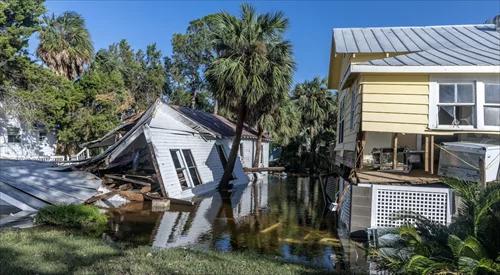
top-left (37, 0), bottom-right (499, 83)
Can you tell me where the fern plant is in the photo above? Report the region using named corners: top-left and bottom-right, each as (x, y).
top-left (372, 180), bottom-right (500, 274)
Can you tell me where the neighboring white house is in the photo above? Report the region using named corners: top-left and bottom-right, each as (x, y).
top-left (0, 102), bottom-right (57, 160)
top-left (82, 99), bottom-right (270, 199)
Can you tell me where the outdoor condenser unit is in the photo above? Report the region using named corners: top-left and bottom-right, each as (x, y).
top-left (438, 142), bottom-right (500, 183)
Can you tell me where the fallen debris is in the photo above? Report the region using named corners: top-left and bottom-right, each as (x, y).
top-left (244, 167), bottom-right (285, 173)
top-left (152, 199), bottom-right (170, 212)
top-left (0, 160), bottom-right (100, 206)
top-left (0, 159), bottom-right (101, 228)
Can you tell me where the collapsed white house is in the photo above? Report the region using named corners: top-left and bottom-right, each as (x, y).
top-left (80, 99), bottom-right (270, 199)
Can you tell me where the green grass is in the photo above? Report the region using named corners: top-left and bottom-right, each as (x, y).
top-left (0, 227), bottom-right (325, 275)
top-left (35, 204), bottom-right (107, 234)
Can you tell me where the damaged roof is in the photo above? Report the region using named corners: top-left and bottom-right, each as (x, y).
top-left (169, 105), bottom-right (268, 140)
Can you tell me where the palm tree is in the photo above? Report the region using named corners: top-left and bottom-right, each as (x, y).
top-left (37, 12), bottom-right (93, 80)
top-left (206, 4), bottom-right (294, 188)
top-left (252, 98), bottom-right (300, 167)
top-left (292, 77), bottom-right (336, 172)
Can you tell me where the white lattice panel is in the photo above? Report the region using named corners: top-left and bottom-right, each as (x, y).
top-left (370, 185), bottom-right (451, 228)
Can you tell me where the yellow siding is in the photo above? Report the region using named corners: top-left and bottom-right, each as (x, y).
top-left (329, 53), bottom-right (401, 90)
top-left (363, 94), bottom-right (428, 104)
top-left (363, 103), bottom-right (428, 114)
top-left (362, 113), bottom-right (428, 124)
top-left (360, 74), bottom-right (430, 134)
top-left (362, 84), bottom-right (429, 94)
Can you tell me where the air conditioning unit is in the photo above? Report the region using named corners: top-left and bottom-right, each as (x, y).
top-left (438, 142), bottom-right (500, 183)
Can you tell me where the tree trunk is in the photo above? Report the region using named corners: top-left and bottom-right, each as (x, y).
top-left (190, 89), bottom-right (197, 109)
top-left (213, 99), bottom-right (219, 115)
top-left (310, 137), bottom-right (317, 175)
top-left (219, 104), bottom-right (247, 190)
top-left (253, 125), bottom-right (264, 168)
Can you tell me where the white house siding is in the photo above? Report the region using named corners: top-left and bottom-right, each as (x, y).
top-left (238, 139), bottom-right (270, 168)
top-left (150, 129), bottom-right (238, 199)
top-left (221, 138), bottom-right (249, 181)
top-left (0, 111), bottom-right (56, 159)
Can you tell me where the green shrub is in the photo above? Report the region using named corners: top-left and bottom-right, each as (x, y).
top-left (35, 204), bottom-right (108, 234)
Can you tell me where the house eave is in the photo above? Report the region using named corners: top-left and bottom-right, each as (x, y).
top-left (350, 65), bottom-right (500, 74)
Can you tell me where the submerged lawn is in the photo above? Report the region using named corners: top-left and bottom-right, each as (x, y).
top-left (0, 227), bottom-right (324, 275)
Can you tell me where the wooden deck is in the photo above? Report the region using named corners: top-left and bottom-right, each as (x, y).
top-left (354, 168), bottom-right (442, 185)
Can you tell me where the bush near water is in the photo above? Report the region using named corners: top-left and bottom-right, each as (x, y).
top-left (35, 204), bottom-right (108, 234)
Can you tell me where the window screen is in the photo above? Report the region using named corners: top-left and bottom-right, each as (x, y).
top-left (7, 127), bottom-right (21, 143)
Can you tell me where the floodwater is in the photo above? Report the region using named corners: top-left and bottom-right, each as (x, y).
top-left (105, 176), bottom-right (369, 272)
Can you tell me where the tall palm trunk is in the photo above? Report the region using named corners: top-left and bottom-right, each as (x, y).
top-left (213, 99), bottom-right (219, 115)
top-left (190, 89), bottom-right (197, 109)
top-left (252, 125), bottom-right (264, 167)
top-left (219, 104), bottom-right (247, 189)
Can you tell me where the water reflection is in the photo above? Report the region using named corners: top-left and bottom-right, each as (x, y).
top-left (106, 176), bottom-right (368, 272)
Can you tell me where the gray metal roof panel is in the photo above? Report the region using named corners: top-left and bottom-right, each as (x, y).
top-left (362, 47), bottom-right (500, 66)
top-left (352, 29), bottom-right (372, 52)
top-left (334, 23), bottom-right (499, 66)
top-left (342, 29), bottom-right (359, 52)
top-left (333, 29), bottom-right (347, 53)
top-left (371, 28), bottom-right (396, 52)
top-left (390, 28), bottom-right (422, 52)
top-left (361, 29), bottom-right (383, 52)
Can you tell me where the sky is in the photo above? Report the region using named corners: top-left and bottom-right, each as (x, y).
top-left (36, 0), bottom-right (500, 84)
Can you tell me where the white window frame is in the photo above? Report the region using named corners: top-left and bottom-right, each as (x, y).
top-left (7, 127), bottom-right (21, 143)
top-left (482, 83), bottom-right (500, 129)
top-left (429, 75), bottom-right (500, 132)
top-left (170, 149), bottom-right (202, 189)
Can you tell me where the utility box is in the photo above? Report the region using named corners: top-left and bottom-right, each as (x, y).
top-left (439, 142), bottom-right (500, 183)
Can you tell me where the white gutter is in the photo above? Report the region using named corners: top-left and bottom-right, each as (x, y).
top-left (351, 65), bottom-right (500, 74)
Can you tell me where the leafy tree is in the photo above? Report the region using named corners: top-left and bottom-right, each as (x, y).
top-left (252, 98), bottom-right (300, 167)
top-left (11, 61), bottom-right (85, 153)
top-left (37, 11), bottom-right (93, 80)
top-left (279, 77), bottom-right (336, 173)
top-left (206, 4), bottom-right (294, 188)
top-left (0, 0), bottom-right (45, 97)
top-left (170, 15), bottom-right (218, 110)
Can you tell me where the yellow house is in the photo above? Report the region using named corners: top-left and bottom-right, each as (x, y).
top-left (329, 22), bottom-right (500, 176)
top-left (327, 21), bottom-right (500, 234)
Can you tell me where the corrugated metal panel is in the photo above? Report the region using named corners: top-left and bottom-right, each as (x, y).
top-left (333, 23), bottom-right (500, 66)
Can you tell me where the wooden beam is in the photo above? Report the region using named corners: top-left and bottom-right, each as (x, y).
top-left (84, 190), bottom-right (118, 204)
top-left (355, 131), bottom-right (366, 169)
top-left (243, 167), bottom-right (285, 173)
top-left (430, 135), bottom-right (435, 174)
top-left (424, 135), bottom-right (430, 172)
top-left (392, 133), bottom-right (398, 170)
top-left (104, 174), bottom-right (151, 187)
top-left (479, 157), bottom-right (486, 189)
top-left (147, 142), bottom-right (167, 198)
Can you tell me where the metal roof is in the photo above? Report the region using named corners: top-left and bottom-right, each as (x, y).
top-left (334, 24), bottom-right (500, 66)
top-left (170, 105), bottom-right (267, 140)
